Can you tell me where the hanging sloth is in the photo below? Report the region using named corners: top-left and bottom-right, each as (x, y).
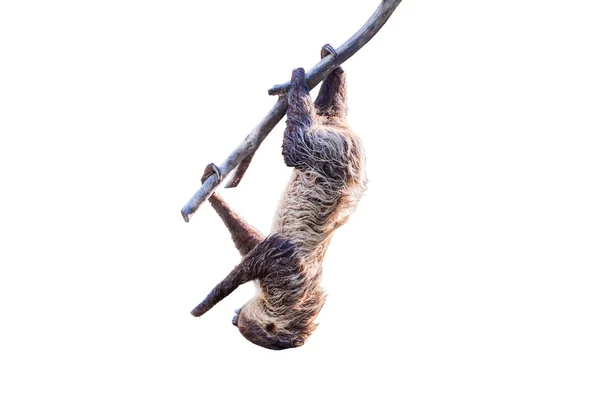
top-left (191, 45), bottom-right (367, 350)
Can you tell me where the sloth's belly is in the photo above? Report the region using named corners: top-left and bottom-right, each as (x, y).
top-left (271, 170), bottom-right (351, 256)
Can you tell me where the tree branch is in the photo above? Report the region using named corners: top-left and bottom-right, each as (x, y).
top-left (181, 0), bottom-right (403, 222)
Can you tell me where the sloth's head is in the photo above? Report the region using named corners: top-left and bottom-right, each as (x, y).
top-left (232, 299), bottom-right (309, 350)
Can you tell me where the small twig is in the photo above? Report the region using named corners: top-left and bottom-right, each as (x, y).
top-left (223, 152), bottom-right (254, 189)
top-left (181, 0), bottom-right (402, 222)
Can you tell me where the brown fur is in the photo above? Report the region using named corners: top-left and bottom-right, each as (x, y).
top-left (191, 46), bottom-right (366, 350)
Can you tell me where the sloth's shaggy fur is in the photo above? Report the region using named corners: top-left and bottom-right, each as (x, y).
top-left (191, 50), bottom-right (366, 350)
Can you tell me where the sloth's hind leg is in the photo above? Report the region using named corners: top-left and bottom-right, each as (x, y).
top-left (314, 45), bottom-right (347, 120)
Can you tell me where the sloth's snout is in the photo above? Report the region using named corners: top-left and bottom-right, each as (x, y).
top-left (232, 308), bottom-right (241, 326)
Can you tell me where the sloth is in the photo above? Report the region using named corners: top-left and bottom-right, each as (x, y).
top-left (191, 44), bottom-right (367, 350)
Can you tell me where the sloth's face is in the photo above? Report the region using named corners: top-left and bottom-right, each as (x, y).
top-left (232, 306), bottom-right (304, 350)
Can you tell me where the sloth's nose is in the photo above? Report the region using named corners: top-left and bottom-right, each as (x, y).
top-left (232, 313), bottom-right (239, 326)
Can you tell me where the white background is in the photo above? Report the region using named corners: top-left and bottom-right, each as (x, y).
top-left (1, 0), bottom-right (599, 399)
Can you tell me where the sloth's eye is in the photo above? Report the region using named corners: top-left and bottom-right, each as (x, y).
top-left (265, 323), bottom-right (276, 334)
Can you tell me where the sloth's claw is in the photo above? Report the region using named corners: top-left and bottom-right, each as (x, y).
top-left (320, 43), bottom-right (337, 60)
top-left (201, 163), bottom-right (222, 184)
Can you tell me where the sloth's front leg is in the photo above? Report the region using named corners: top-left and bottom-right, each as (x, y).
top-left (191, 235), bottom-right (296, 318)
top-left (202, 164), bottom-right (264, 256)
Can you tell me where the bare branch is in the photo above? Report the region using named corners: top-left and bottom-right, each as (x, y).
top-left (181, 0), bottom-right (403, 222)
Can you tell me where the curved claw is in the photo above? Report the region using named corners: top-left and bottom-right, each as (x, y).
top-left (321, 43), bottom-right (337, 60)
top-left (201, 163), bottom-right (222, 184)
top-left (210, 163), bottom-right (222, 183)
